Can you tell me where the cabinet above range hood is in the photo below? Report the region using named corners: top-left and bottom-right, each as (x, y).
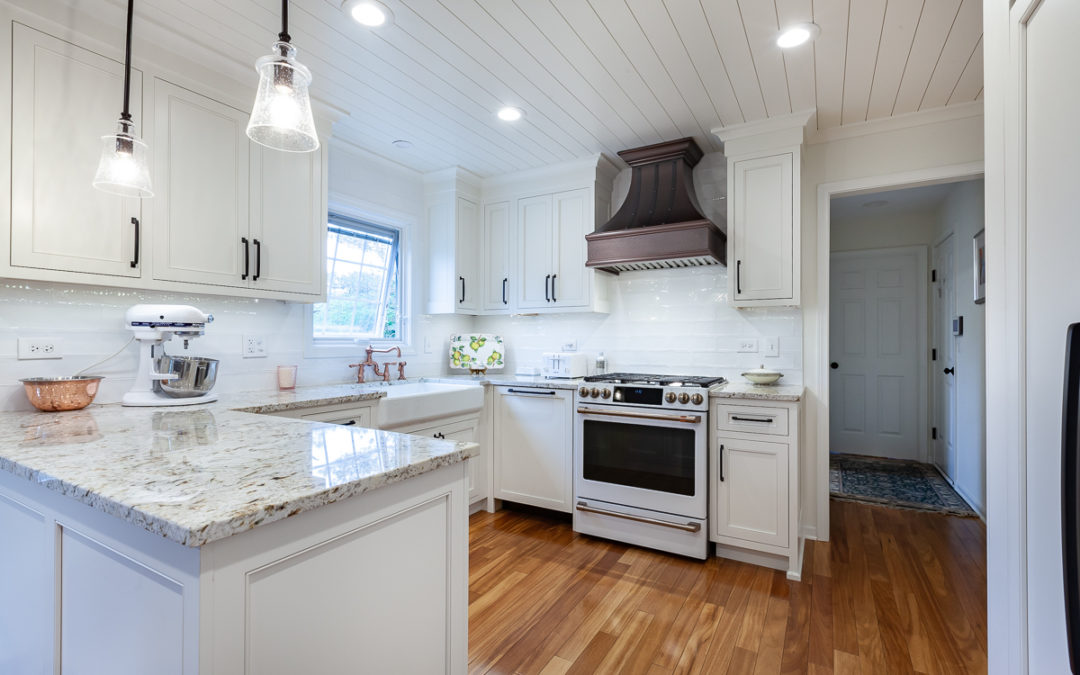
top-left (586, 137), bottom-right (726, 274)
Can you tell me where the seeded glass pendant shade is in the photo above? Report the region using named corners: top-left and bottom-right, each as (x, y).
top-left (246, 0), bottom-right (319, 153)
top-left (92, 0), bottom-right (153, 197)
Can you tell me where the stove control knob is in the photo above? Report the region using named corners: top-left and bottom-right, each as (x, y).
top-left (677, 393), bottom-right (690, 404)
top-left (601, 388), bottom-right (611, 399)
top-left (665, 392), bottom-right (677, 404)
top-left (579, 387), bottom-right (589, 397)
top-left (590, 387), bottom-right (600, 398)
top-left (691, 393), bottom-right (704, 405)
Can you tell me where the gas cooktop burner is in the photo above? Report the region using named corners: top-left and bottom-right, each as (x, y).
top-left (583, 372), bottom-right (727, 388)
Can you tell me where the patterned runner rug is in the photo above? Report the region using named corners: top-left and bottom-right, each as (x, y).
top-left (829, 453), bottom-right (978, 517)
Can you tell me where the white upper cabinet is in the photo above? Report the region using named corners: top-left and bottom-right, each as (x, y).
top-left (714, 111), bottom-right (811, 308)
top-left (10, 24), bottom-right (143, 279)
top-left (482, 201), bottom-right (511, 312)
top-left (425, 169), bottom-right (482, 315)
top-left (249, 144), bottom-right (325, 296)
top-left (5, 21), bottom-right (327, 301)
top-left (152, 79), bottom-right (250, 288)
top-left (517, 194), bottom-right (554, 310)
top-left (551, 188), bottom-right (590, 308)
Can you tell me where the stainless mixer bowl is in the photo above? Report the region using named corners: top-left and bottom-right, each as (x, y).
top-left (153, 355), bottom-right (219, 398)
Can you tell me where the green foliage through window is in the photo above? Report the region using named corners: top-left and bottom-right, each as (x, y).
top-left (313, 215), bottom-right (400, 342)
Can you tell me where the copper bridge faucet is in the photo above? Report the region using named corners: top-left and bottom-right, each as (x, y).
top-left (350, 345), bottom-right (406, 383)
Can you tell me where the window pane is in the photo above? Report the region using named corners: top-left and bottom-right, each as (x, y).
top-left (314, 215), bottom-right (401, 342)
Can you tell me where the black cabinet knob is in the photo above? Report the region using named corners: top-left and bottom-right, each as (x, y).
top-left (830, 362), bottom-right (839, 369)
top-left (944, 367), bottom-right (955, 375)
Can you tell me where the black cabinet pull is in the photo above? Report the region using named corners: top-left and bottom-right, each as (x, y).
top-left (736, 260), bottom-right (742, 294)
top-left (731, 415), bottom-right (774, 424)
top-left (459, 276), bottom-right (465, 303)
top-left (545, 274), bottom-right (551, 302)
top-left (241, 237), bottom-right (250, 280)
top-left (129, 217), bottom-right (140, 268)
top-left (341, 420), bottom-right (356, 426)
top-left (433, 432), bottom-right (445, 439)
top-left (831, 362), bottom-right (839, 369)
top-left (944, 367), bottom-right (955, 375)
top-left (551, 274), bottom-right (557, 302)
top-left (719, 444), bottom-right (725, 482)
top-left (253, 238), bottom-right (262, 281)
top-left (502, 278), bottom-right (508, 305)
top-left (507, 388), bottom-right (557, 396)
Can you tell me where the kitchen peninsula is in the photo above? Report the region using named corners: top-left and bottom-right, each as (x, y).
top-left (0, 386), bottom-right (474, 675)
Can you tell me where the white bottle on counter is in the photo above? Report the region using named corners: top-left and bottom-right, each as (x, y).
top-left (595, 352), bottom-right (607, 375)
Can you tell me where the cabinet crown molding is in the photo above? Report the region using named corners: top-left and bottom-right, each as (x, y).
top-left (712, 110), bottom-right (814, 157)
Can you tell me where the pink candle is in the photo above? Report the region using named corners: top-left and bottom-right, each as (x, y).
top-left (277, 365), bottom-right (298, 390)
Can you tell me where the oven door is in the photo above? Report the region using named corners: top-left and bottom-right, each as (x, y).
top-left (574, 403), bottom-right (706, 518)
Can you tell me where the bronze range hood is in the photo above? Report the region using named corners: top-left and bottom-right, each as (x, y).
top-left (586, 137), bottom-right (726, 274)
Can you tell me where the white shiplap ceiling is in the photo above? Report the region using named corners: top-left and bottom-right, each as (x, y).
top-left (78, 0), bottom-right (984, 177)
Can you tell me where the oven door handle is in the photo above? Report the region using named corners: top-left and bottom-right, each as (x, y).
top-left (576, 407), bottom-right (701, 424)
top-left (575, 501), bottom-right (701, 533)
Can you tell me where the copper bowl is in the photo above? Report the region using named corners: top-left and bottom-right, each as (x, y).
top-left (20, 376), bottom-right (104, 412)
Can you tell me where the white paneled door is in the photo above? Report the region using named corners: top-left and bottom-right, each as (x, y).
top-left (932, 235), bottom-right (958, 479)
top-left (829, 248), bottom-right (926, 460)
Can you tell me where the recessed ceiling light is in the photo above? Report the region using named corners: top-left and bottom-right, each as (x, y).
top-left (391, 139), bottom-right (413, 149)
top-left (345, 0), bottom-right (393, 27)
top-left (776, 22), bottom-right (820, 49)
top-left (862, 199), bottom-right (889, 208)
top-left (497, 106), bottom-right (525, 122)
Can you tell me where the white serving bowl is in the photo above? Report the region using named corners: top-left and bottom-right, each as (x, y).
top-left (741, 366), bottom-right (784, 385)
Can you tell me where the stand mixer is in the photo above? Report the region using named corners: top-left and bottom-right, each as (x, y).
top-left (123, 304), bottom-right (218, 407)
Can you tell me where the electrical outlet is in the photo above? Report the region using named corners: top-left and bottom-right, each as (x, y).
top-left (242, 334), bottom-right (267, 358)
top-left (562, 340), bottom-right (578, 352)
top-left (18, 337), bottom-right (63, 360)
top-left (764, 336), bottom-right (780, 358)
top-left (737, 339), bottom-right (758, 353)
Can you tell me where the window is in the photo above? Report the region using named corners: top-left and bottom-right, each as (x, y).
top-left (312, 214), bottom-right (401, 344)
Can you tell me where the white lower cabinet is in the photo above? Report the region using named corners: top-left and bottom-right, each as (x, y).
top-left (493, 386), bottom-right (574, 513)
top-left (709, 398), bottom-right (802, 579)
top-left (388, 415), bottom-right (484, 505)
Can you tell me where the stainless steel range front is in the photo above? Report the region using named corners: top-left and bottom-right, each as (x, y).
top-left (573, 373), bottom-right (725, 559)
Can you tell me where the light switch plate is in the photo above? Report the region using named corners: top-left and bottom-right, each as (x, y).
top-left (737, 339), bottom-right (758, 353)
top-left (18, 337), bottom-right (63, 360)
top-left (764, 337), bottom-right (780, 357)
top-left (561, 340), bottom-right (578, 352)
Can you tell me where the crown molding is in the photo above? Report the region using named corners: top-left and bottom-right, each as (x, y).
top-left (806, 101), bottom-right (984, 145)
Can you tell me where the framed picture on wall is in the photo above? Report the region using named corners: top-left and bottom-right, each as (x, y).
top-left (973, 228), bottom-right (986, 304)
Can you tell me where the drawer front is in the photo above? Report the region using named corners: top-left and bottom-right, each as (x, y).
top-left (302, 407), bottom-right (372, 428)
top-left (713, 404), bottom-right (789, 437)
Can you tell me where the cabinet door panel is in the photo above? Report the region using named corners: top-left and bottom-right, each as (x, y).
top-left (11, 24), bottom-right (141, 277)
top-left (517, 195), bottom-right (553, 309)
top-left (552, 188), bottom-right (590, 307)
top-left (482, 201), bottom-right (511, 311)
top-left (455, 197), bottom-right (480, 311)
top-left (249, 146), bottom-right (323, 295)
top-left (732, 154), bottom-right (793, 301)
top-left (153, 79), bottom-right (249, 287)
top-left (494, 388), bottom-right (572, 512)
top-left (712, 436), bottom-right (788, 547)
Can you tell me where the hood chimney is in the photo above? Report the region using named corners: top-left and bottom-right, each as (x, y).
top-left (586, 138), bottom-right (726, 273)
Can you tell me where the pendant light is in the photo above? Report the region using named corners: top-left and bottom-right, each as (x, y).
top-left (246, 0), bottom-right (319, 153)
top-left (92, 0), bottom-right (153, 198)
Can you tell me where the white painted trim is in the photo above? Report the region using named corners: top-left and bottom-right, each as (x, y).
top-left (830, 245), bottom-right (930, 464)
top-left (813, 161), bottom-right (984, 541)
top-left (806, 102), bottom-right (985, 145)
top-left (711, 109), bottom-right (815, 144)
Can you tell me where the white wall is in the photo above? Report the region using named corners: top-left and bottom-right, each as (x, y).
top-left (800, 111), bottom-right (985, 539)
top-left (0, 138), bottom-right (471, 412)
top-left (935, 179), bottom-right (986, 514)
top-left (830, 209), bottom-right (940, 253)
top-left (476, 152), bottom-right (803, 384)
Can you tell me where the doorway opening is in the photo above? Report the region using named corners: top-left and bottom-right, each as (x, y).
top-left (827, 178), bottom-right (986, 518)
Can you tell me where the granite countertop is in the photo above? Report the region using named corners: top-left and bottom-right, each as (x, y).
top-left (710, 382), bottom-right (804, 402)
top-left (0, 384), bottom-right (477, 548)
top-left (423, 374), bottom-right (585, 390)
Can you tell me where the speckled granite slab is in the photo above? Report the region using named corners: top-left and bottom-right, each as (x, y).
top-left (223, 384), bottom-right (386, 414)
top-left (0, 389), bottom-right (476, 548)
top-left (710, 382), bottom-right (803, 402)
top-left (423, 375), bottom-right (585, 390)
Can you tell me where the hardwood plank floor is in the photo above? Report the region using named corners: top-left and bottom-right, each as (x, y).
top-left (468, 500), bottom-right (986, 674)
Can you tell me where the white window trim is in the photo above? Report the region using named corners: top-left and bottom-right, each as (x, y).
top-left (304, 195), bottom-right (416, 359)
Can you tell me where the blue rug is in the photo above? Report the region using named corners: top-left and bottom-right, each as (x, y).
top-left (829, 453), bottom-right (977, 517)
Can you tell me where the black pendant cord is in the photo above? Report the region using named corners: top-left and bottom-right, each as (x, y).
top-left (120, 0), bottom-right (134, 124)
top-left (278, 0), bottom-right (291, 43)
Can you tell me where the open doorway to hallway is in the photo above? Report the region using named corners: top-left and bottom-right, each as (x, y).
top-left (827, 178), bottom-right (986, 518)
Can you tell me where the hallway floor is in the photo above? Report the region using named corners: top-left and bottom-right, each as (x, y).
top-left (468, 499), bottom-right (987, 674)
